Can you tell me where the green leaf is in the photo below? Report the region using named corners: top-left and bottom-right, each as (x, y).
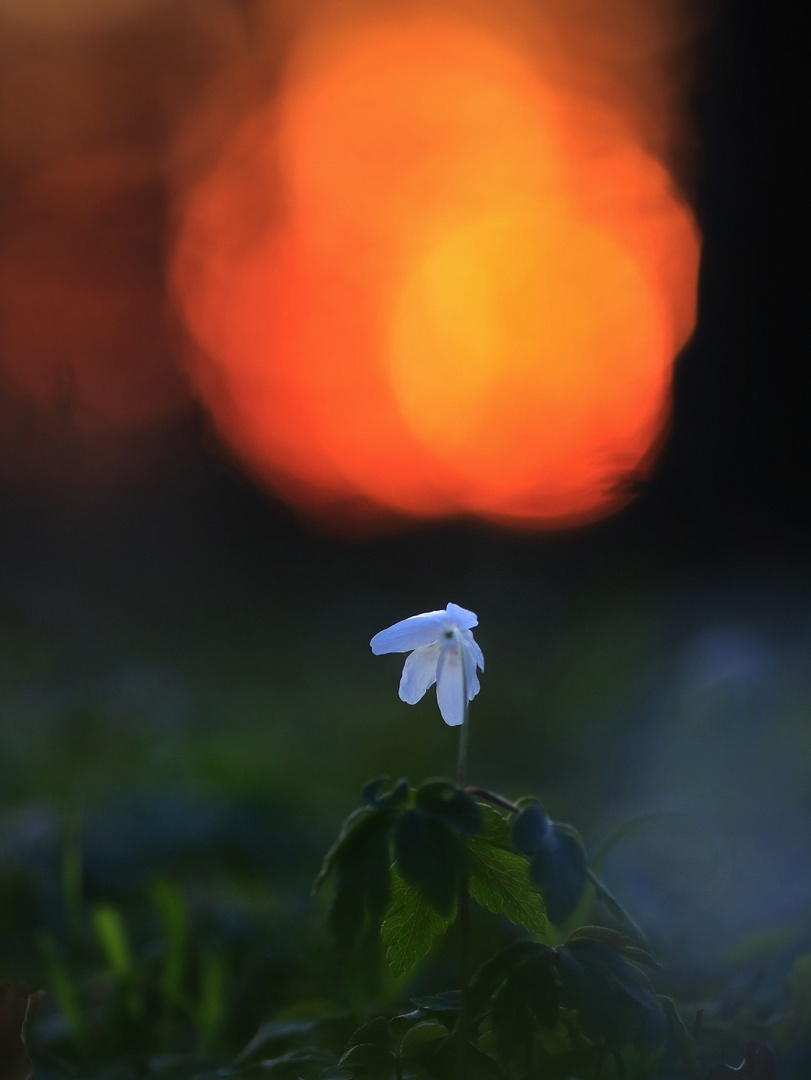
top-left (557, 939), bottom-right (667, 1053)
top-left (565, 926), bottom-right (661, 968)
top-left (511, 802), bottom-right (551, 854)
top-left (152, 879), bottom-right (189, 1009)
top-left (314, 806), bottom-right (377, 894)
top-left (382, 870), bottom-right (453, 979)
top-left (468, 941), bottom-right (552, 1015)
top-left (394, 809), bottom-right (467, 916)
top-left (322, 809), bottom-right (396, 948)
top-left (527, 826), bottom-right (588, 924)
top-left (363, 777), bottom-right (410, 811)
top-left (338, 1042), bottom-right (396, 1072)
top-left (468, 835), bottom-right (547, 936)
top-left (476, 803), bottom-right (514, 848)
top-left (92, 904), bottom-right (133, 978)
top-left (587, 869), bottom-right (652, 948)
top-left (399, 1019), bottom-right (448, 1058)
top-left (490, 951), bottom-right (560, 1057)
top-left (415, 781), bottom-right (483, 835)
top-left (659, 995), bottom-right (701, 1077)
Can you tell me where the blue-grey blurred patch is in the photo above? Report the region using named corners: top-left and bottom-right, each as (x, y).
top-left (599, 621), bottom-right (811, 971)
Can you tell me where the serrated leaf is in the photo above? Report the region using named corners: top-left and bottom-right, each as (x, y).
top-left (415, 781), bottom-right (483, 835)
top-left (468, 835), bottom-right (547, 935)
top-left (394, 809), bottom-right (467, 916)
top-left (468, 941), bottom-right (552, 1014)
top-left (314, 806), bottom-right (375, 894)
top-left (382, 870), bottom-right (453, 979)
top-left (320, 809), bottom-right (396, 948)
top-left (564, 938), bottom-right (657, 1004)
top-left (476, 803), bottom-right (513, 848)
top-left (490, 952), bottom-right (560, 1057)
top-left (565, 927), bottom-right (661, 968)
top-left (558, 939), bottom-right (667, 1053)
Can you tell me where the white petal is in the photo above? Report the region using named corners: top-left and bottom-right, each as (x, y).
top-left (445, 602), bottom-right (478, 630)
top-left (398, 642), bottom-right (441, 704)
top-left (435, 644), bottom-right (465, 726)
top-left (466, 665), bottom-right (481, 699)
top-left (463, 647), bottom-right (481, 700)
top-left (460, 628), bottom-right (484, 672)
top-left (370, 610), bottom-right (448, 654)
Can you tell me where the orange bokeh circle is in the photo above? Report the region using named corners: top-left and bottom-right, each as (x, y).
top-left (172, 13), bottom-right (700, 527)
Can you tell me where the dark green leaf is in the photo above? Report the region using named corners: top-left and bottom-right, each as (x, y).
top-left (490, 951), bottom-right (560, 1057)
top-left (659, 995), bottom-right (701, 1077)
top-left (565, 938), bottom-right (657, 1005)
top-left (468, 941), bottom-right (552, 1014)
top-left (558, 939), bottom-right (667, 1053)
top-left (408, 991), bottom-right (461, 1018)
top-left (252, 1047), bottom-right (336, 1078)
top-left (587, 869), bottom-right (653, 947)
top-left (565, 926), bottom-right (661, 968)
top-left (233, 1019), bottom-right (324, 1065)
top-left (314, 807), bottom-right (374, 894)
top-left (382, 870), bottom-right (454, 979)
top-left (476, 804), bottom-right (514, 849)
top-left (321, 810), bottom-right (396, 948)
top-left (528, 826), bottom-right (588, 924)
top-left (346, 1016), bottom-right (395, 1050)
top-left (556, 946), bottom-right (617, 1044)
top-left (394, 809), bottom-right (467, 916)
top-left (511, 802), bottom-right (551, 854)
top-left (338, 1041), bottom-right (397, 1072)
top-left (415, 781), bottom-right (483, 835)
top-left (363, 777), bottom-right (410, 811)
top-left (468, 835), bottom-right (547, 935)
top-left (399, 1020), bottom-right (448, 1058)
top-left (422, 1031), bottom-right (505, 1080)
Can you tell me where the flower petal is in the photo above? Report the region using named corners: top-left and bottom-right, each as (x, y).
top-left (445, 602), bottom-right (478, 630)
top-left (435, 643), bottom-right (466, 726)
top-left (370, 610), bottom-right (448, 654)
top-left (398, 642), bottom-right (441, 704)
top-left (460, 628), bottom-right (484, 672)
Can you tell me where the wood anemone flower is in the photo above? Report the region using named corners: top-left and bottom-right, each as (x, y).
top-left (370, 602), bottom-right (484, 726)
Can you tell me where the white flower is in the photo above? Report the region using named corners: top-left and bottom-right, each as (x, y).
top-left (370, 602), bottom-right (484, 727)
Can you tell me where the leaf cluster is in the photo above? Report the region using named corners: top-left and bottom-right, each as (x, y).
top-left (469, 928), bottom-right (670, 1066)
top-left (316, 780), bottom-right (556, 977)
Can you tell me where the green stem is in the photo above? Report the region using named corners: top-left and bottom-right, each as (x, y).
top-left (451, 629), bottom-right (471, 1077)
top-left (454, 870), bottom-right (471, 1077)
top-left (453, 629), bottom-right (470, 787)
top-left (456, 711), bottom-right (470, 787)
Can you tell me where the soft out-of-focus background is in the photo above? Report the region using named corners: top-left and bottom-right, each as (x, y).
top-left (1, 0), bottom-right (809, 1067)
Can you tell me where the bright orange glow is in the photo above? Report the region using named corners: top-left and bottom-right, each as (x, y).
top-left (172, 11), bottom-right (701, 527)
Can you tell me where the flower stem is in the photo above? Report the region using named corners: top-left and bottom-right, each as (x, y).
top-left (456, 708), bottom-right (469, 787)
top-left (451, 629), bottom-right (471, 1076)
top-left (453, 629), bottom-right (470, 787)
top-left (454, 869), bottom-right (471, 1078)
